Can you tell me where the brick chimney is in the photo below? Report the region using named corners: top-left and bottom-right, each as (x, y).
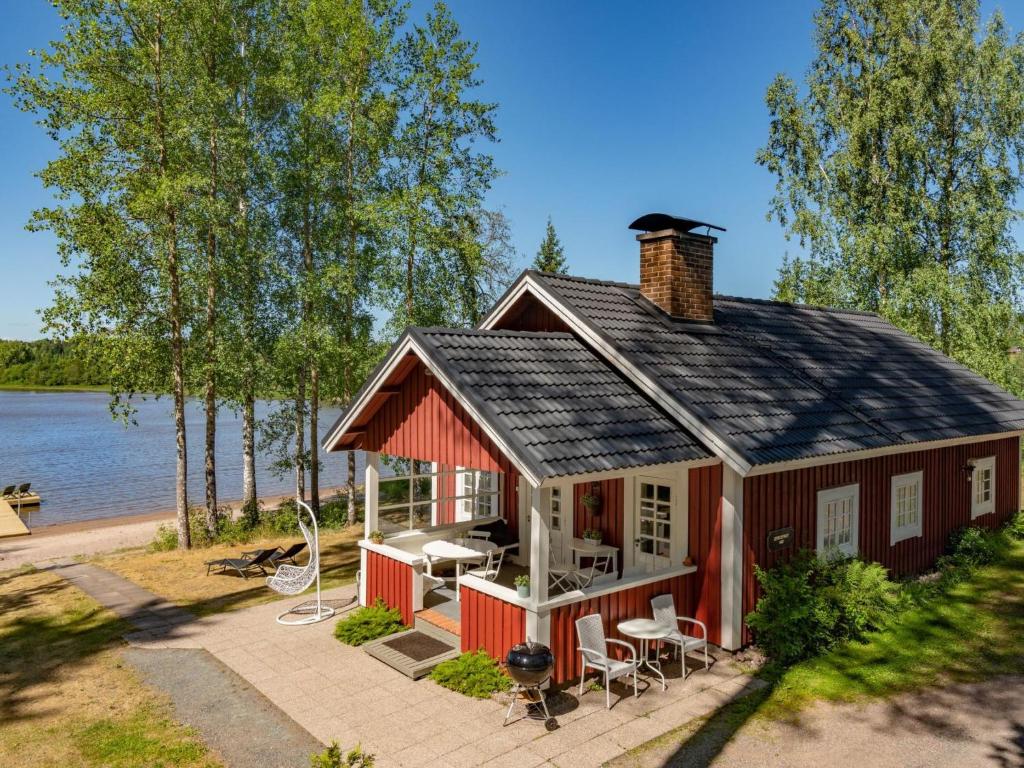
top-left (629, 213), bottom-right (724, 323)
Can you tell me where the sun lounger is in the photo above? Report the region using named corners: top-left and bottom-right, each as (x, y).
top-left (1, 486), bottom-right (14, 499)
top-left (242, 542), bottom-right (308, 567)
top-left (15, 483), bottom-right (30, 497)
top-left (204, 548), bottom-right (277, 579)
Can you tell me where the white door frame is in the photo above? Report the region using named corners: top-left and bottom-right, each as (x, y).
top-left (624, 469), bottom-right (688, 573)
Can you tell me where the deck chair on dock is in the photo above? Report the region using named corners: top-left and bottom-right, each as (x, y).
top-left (15, 483), bottom-right (30, 498)
top-left (205, 548), bottom-right (277, 579)
top-left (1, 486), bottom-right (15, 499)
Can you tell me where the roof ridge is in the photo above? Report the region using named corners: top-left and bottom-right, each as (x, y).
top-left (414, 325), bottom-right (574, 339)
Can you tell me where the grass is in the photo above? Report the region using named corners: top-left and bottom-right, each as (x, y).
top-left (94, 526), bottom-right (361, 616)
top-left (0, 566), bottom-right (220, 767)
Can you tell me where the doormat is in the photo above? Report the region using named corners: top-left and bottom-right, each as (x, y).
top-left (382, 631), bottom-right (455, 662)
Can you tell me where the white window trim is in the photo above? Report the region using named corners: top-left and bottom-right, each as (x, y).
top-left (816, 483), bottom-right (859, 558)
top-left (890, 471), bottom-right (923, 545)
top-left (970, 456), bottom-right (996, 519)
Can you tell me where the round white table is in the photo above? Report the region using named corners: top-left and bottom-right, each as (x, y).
top-left (617, 618), bottom-right (671, 691)
top-left (421, 539), bottom-right (490, 601)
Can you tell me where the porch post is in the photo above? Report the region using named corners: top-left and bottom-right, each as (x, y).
top-left (720, 464), bottom-right (744, 650)
top-left (361, 451), bottom-right (380, 607)
top-left (526, 483), bottom-right (552, 648)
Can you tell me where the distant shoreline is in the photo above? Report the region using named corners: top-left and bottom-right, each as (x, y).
top-left (0, 383), bottom-right (109, 393)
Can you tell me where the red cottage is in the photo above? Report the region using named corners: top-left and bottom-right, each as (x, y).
top-left (324, 212), bottom-right (1023, 683)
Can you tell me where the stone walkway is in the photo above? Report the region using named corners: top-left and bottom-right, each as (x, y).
top-left (51, 561), bottom-right (763, 768)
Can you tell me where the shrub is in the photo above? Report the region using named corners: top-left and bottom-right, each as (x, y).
top-left (149, 523), bottom-right (179, 552)
top-left (429, 650), bottom-right (512, 698)
top-left (333, 599), bottom-right (406, 646)
top-left (1007, 510), bottom-right (1024, 540)
top-left (935, 525), bottom-right (1001, 585)
top-left (746, 550), bottom-right (900, 665)
top-left (310, 742), bottom-right (374, 768)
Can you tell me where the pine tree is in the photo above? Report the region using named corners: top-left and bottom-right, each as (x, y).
top-left (532, 217), bottom-right (567, 273)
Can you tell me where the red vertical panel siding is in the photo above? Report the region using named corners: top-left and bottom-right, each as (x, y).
top-left (360, 361), bottom-right (519, 531)
top-left (573, 478), bottom-right (625, 567)
top-left (547, 574), bottom-right (697, 684)
top-left (742, 436), bottom-right (1021, 643)
top-left (687, 464), bottom-right (723, 646)
top-left (364, 549), bottom-right (414, 625)
top-left (490, 294), bottom-right (571, 333)
top-left (459, 584), bottom-right (526, 660)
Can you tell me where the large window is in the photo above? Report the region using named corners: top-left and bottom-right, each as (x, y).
top-left (890, 471), bottom-right (923, 544)
top-left (459, 469), bottom-right (500, 520)
top-left (971, 456), bottom-right (995, 519)
top-left (816, 484), bottom-right (859, 557)
top-left (377, 460), bottom-right (500, 531)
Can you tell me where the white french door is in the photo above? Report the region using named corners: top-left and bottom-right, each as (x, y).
top-left (633, 476), bottom-right (678, 572)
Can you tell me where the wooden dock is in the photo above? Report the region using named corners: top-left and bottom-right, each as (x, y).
top-left (0, 498), bottom-right (30, 538)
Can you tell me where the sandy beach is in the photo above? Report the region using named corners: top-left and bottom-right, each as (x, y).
top-left (0, 486), bottom-right (350, 571)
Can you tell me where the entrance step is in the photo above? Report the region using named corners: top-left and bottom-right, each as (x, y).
top-left (416, 607), bottom-right (461, 637)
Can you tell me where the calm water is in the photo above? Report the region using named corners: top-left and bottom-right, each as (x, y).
top-left (0, 390), bottom-right (363, 527)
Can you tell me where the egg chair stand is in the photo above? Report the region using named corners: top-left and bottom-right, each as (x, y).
top-left (266, 501), bottom-right (336, 626)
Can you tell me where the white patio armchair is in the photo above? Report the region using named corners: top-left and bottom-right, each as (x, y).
top-left (650, 593), bottom-right (709, 678)
top-left (575, 614), bottom-right (639, 709)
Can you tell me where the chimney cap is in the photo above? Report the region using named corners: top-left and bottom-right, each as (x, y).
top-left (628, 213), bottom-right (726, 234)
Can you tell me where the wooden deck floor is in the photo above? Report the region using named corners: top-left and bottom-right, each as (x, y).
top-left (0, 498), bottom-right (30, 538)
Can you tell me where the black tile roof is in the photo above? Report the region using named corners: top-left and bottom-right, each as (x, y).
top-left (409, 327), bottom-right (711, 479)
top-left (531, 273), bottom-right (1024, 467)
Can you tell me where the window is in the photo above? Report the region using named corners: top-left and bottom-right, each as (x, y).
top-left (460, 469), bottom-right (500, 520)
top-left (550, 487), bottom-right (562, 531)
top-left (971, 456), bottom-right (995, 519)
top-left (890, 471), bottom-right (923, 544)
top-left (636, 479), bottom-right (674, 566)
top-left (816, 484), bottom-right (859, 557)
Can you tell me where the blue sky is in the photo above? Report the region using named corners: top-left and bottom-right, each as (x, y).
top-left (2, 1), bottom-right (1022, 340)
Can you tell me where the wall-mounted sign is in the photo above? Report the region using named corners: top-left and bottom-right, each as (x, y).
top-left (767, 526), bottom-right (794, 552)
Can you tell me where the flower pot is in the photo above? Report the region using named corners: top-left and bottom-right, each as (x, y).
top-left (584, 535), bottom-right (601, 546)
top-left (516, 584), bottom-right (530, 598)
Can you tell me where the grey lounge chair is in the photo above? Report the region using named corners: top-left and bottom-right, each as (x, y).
top-left (1, 486), bottom-right (15, 498)
top-left (15, 483), bottom-right (30, 497)
top-left (243, 542), bottom-right (307, 567)
top-left (205, 548), bottom-right (277, 579)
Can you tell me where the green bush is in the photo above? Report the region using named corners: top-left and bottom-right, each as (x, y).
top-left (935, 525), bottom-right (1002, 585)
top-left (333, 599), bottom-right (406, 646)
top-left (429, 650), bottom-right (512, 698)
top-left (310, 742), bottom-right (374, 768)
top-left (1007, 510), bottom-right (1024, 540)
top-left (746, 551), bottom-right (900, 665)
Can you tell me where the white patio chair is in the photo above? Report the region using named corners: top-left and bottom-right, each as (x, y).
top-left (465, 546), bottom-right (505, 582)
top-left (574, 551), bottom-right (614, 587)
top-left (650, 593), bottom-right (709, 678)
top-left (265, 501), bottom-right (335, 625)
top-left (465, 530), bottom-right (491, 540)
top-left (549, 549), bottom-right (583, 593)
top-left (575, 614), bottom-right (639, 709)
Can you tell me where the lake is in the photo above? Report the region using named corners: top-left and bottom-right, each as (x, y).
top-left (0, 390), bottom-right (365, 527)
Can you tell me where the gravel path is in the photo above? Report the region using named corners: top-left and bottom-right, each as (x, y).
top-left (125, 647), bottom-right (324, 768)
top-left (618, 677), bottom-right (1024, 768)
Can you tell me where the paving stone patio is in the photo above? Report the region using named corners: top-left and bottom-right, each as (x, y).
top-left (51, 562), bottom-right (762, 768)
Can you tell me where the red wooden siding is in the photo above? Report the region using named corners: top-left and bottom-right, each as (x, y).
top-left (460, 584), bottom-right (526, 660)
top-left (573, 478), bottom-right (625, 569)
top-left (742, 436), bottom-right (1021, 642)
top-left (687, 464), bottom-right (723, 647)
top-left (360, 361), bottom-right (520, 530)
top-left (548, 575), bottom-right (697, 684)
top-left (490, 293), bottom-right (570, 333)
top-left (364, 549), bottom-right (415, 625)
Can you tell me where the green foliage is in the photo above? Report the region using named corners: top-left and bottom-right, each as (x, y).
top-left (310, 742), bottom-right (374, 768)
top-left (746, 551), bottom-right (901, 664)
top-left (0, 338), bottom-right (107, 388)
top-left (532, 216), bottom-right (567, 274)
top-left (1007, 510), bottom-right (1024, 540)
top-left (758, 0), bottom-right (1024, 394)
top-left (74, 709), bottom-right (210, 768)
top-left (333, 599), bottom-right (406, 646)
top-left (429, 650), bottom-right (512, 698)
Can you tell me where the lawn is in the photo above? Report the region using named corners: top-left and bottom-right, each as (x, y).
top-left (94, 526), bottom-right (362, 616)
top-left (0, 566), bottom-right (221, 768)
top-left (615, 532), bottom-right (1024, 767)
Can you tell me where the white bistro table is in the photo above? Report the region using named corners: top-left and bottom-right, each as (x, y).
top-left (570, 538), bottom-right (618, 578)
top-left (421, 539), bottom-right (489, 601)
top-left (617, 618), bottom-right (671, 691)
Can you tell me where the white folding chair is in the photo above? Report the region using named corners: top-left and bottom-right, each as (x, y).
top-left (465, 530), bottom-right (491, 540)
top-left (650, 593), bottom-right (709, 678)
top-left (549, 548), bottom-right (583, 593)
top-left (575, 614), bottom-right (639, 709)
top-left (465, 546), bottom-right (505, 582)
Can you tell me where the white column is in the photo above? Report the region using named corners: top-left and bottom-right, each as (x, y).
top-left (525, 482), bottom-right (552, 648)
top-left (720, 464), bottom-right (744, 651)
top-left (360, 452), bottom-right (380, 608)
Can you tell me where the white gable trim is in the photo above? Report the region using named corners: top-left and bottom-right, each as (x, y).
top-left (745, 430), bottom-right (1024, 477)
top-left (321, 334), bottom-right (544, 487)
top-left (480, 275), bottom-right (752, 475)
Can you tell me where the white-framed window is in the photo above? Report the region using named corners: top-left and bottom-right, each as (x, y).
top-left (890, 471), bottom-right (923, 544)
top-left (459, 468), bottom-right (500, 520)
top-left (549, 486), bottom-right (563, 532)
top-left (971, 456), bottom-right (995, 519)
top-left (816, 484), bottom-right (859, 557)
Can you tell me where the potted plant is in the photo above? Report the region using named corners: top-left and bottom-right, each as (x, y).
top-left (514, 574), bottom-right (530, 598)
top-left (583, 528), bottom-right (602, 545)
top-left (369, 529), bottom-right (385, 545)
top-left (581, 492), bottom-right (601, 515)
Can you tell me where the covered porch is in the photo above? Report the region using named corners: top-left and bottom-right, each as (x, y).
top-left (323, 326), bottom-right (731, 683)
